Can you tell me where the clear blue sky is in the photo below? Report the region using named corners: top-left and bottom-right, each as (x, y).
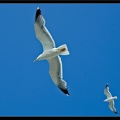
top-left (0, 3), bottom-right (120, 117)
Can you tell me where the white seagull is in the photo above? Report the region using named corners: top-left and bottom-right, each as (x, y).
top-left (103, 83), bottom-right (118, 114)
top-left (34, 7), bottom-right (70, 96)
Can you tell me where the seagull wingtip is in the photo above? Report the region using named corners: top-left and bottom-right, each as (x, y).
top-left (114, 111), bottom-right (118, 114)
top-left (37, 7), bottom-right (40, 10)
top-left (66, 93), bottom-right (70, 96)
top-left (35, 7), bottom-right (42, 21)
top-left (105, 83), bottom-right (109, 87)
top-left (58, 87), bottom-right (70, 96)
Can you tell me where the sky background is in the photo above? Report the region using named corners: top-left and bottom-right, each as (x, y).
top-left (0, 3), bottom-right (120, 117)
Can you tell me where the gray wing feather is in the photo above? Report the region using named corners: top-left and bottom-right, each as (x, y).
top-left (48, 56), bottom-right (64, 86)
top-left (48, 56), bottom-right (69, 95)
top-left (34, 8), bottom-right (55, 51)
top-left (109, 101), bottom-right (117, 114)
top-left (104, 85), bottom-right (112, 98)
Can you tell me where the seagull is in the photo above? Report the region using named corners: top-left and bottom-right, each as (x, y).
top-left (34, 7), bottom-right (70, 96)
top-left (103, 83), bottom-right (118, 114)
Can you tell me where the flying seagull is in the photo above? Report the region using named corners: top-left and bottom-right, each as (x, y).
top-left (34, 7), bottom-right (70, 96)
top-left (103, 83), bottom-right (118, 114)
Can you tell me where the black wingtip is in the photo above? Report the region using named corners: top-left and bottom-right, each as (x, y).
top-left (114, 111), bottom-right (118, 114)
top-left (35, 7), bottom-right (42, 21)
top-left (105, 83), bottom-right (108, 88)
top-left (58, 87), bottom-right (70, 96)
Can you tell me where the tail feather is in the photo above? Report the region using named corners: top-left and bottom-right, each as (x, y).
top-left (57, 44), bottom-right (70, 55)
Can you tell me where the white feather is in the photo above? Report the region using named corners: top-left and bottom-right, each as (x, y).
top-left (103, 84), bottom-right (118, 114)
top-left (34, 7), bottom-right (70, 96)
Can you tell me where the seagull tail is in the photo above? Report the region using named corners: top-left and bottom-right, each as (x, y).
top-left (57, 44), bottom-right (70, 55)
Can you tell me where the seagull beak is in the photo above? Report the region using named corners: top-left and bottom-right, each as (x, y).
top-left (33, 59), bottom-right (37, 62)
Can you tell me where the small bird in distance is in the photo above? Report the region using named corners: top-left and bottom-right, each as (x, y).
top-left (103, 83), bottom-right (118, 114)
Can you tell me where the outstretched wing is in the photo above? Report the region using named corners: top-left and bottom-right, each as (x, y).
top-left (34, 7), bottom-right (55, 51)
top-left (109, 101), bottom-right (118, 114)
top-left (48, 56), bottom-right (69, 96)
top-left (104, 84), bottom-right (112, 98)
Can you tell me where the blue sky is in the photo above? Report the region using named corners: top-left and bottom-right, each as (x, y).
top-left (0, 3), bottom-right (120, 116)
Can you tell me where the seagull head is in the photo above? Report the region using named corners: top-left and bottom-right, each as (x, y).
top-left (103, 99), bottom-right (107, 102)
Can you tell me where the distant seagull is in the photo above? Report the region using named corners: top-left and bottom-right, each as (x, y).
top-left (103, 83), bottom-right (118, 114)
top-left (34, 7), bottom-right (70, 96)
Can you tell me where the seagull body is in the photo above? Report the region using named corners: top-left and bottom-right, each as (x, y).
top-left (34, 7), bottom-right (70, 96)
top-left (103, 84), bottom-right (118, 114)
